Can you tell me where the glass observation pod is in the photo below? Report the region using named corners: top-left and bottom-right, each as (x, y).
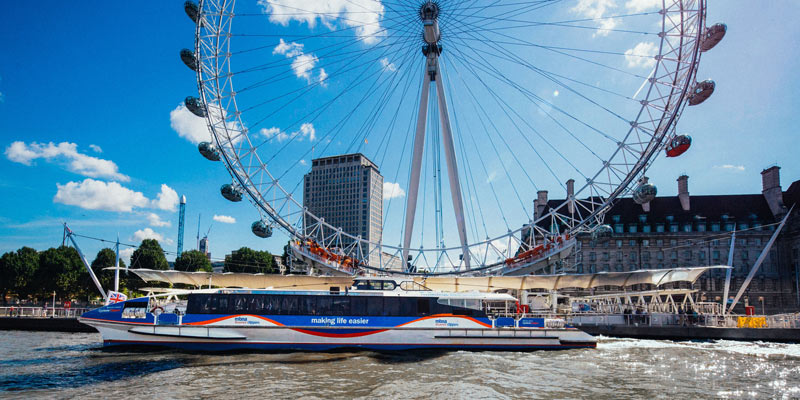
top-left (251, 220), bottom-right (273, 238)
top-left (184, 1), bottom-right (199, 24)
top-left (198, 141), bottom-right (220, 161)
top-left (184, 96), bottom-right (206, 118)
top-left (632, 178), bottom-right (657, 205)
top-left (591, 224), bottom-right (613, 242)
top-left (688, 80), bottom-right (715, 106)
top-left (220, 184), bottom-right (243, 202)
top-left (180, 49), bottom-right (198, 71)
top-left (701, 23), bottom-right (727, 52)
top-left (665, 135), bottom-right (692, 158)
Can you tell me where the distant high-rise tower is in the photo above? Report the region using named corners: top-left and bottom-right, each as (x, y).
top-left (303, 153), bottom-right (383, 266)
top-left (177, 195), bottom-right (186, 257)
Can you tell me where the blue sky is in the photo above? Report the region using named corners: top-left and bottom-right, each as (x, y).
top-left (1, 1), bottom-right (798, 264)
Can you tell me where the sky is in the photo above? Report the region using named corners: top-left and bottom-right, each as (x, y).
top-left (1, 1), bottom-right (799, 266)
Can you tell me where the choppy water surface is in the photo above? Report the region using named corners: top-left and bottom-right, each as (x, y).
top-left (0, 331), bottom-right (798, 399)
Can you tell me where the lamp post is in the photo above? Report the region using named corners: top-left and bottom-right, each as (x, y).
top-left (758, 296), bottom-right (765, 316)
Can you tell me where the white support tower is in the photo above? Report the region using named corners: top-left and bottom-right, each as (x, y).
top-left (403, 2), bottom-right (470, 269)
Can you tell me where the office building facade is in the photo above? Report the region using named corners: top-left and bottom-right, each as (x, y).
top-left (303, 153), bottom-right (383, 266)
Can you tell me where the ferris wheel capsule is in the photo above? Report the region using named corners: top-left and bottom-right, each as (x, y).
top-left (184, 96), bottom-right (206, 118)
top-left (632, 177), bottom-right (657, 205)
top-left (591, 224), bottom-right (613, 242)
top-left (198, 141), bottom-right (220, 161)
top-left (701, 23), bottom-right (727, 52)
top-left (251, 220), bottom-right (273, 238)
top-left (220, 184), bottom-right (243, 202)
top-left (180, 49), bottom-right (198, 71)
top-left (665, 135), bottom-right (692, 158)
top-left (688, 80), bottom-right (715, 106)
top-left (184, 1), bottom-right (200, 24)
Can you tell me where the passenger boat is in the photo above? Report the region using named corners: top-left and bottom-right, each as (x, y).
top-left (79, 276), bottom-right (596, 352)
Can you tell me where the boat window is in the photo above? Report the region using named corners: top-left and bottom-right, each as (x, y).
top-left (331, 297), bottom-right (350, 316)
top-left (399, 281), bottom-right (430, 291)
top-left (350, 296), bottom-right (367, 315)
top-left (366, 297), bottom-right (383, 315)
top-left (121, 301), bottom-right (148, 319)
top-left (233, 295), bottom-right (248, 312)
top-left (383, 297), bottom-right (400, 316)
top-left (382, 281), bottom-right (397, 290)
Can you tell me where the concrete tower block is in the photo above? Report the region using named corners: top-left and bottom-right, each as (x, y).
top-left (535, 190), bottom-right (548, 219)
top-left (677, 175), bottom-right (690, 211)
top-left (566, 179), bottom-right (575, 214)
top-left (761, 166), bottom-right (786, 217)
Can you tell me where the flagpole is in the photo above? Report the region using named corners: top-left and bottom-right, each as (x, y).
top-left (114, 234), bottom-right (120, 293)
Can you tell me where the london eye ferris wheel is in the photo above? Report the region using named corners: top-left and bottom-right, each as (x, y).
top-left (179, 0), bottom-right (725, 276)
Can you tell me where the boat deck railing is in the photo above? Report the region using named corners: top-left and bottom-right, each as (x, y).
top-left (565, 312), bottom-right (800, 329)
top-left (0, 306), bottom-right (91, 318)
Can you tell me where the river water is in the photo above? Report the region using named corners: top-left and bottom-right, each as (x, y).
top-left (0, 331), bottom-right (797, 399)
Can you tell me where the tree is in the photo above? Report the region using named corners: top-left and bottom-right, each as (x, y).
top-left (224, 247), bottom-right (275, 274)
top-left (35, 246), bottom-right (85, 299)
top-left (0, 247), bottom-right (39, 303)
top-left (88, 248), bottom-right (128, 294)
top-left (174, 250), bottom-right (212, 272)
top-left (130, 239), bottom-right (169, 270)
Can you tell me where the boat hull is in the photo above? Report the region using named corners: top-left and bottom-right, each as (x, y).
top-left (80, 315), bottom-right (596, 352)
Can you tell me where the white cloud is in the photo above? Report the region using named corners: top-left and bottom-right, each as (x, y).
top-left (132, 227), bottom-right (164, 243)
top-left (53, 179), bottom-right (180, 213)
top-left (624, 41), bottom-right (658, 69)
top-left (486, 171), bottom-right (498, 183)
top-left (380, 58), bottom-right (397, 72)
top-left (147, 212), bottom-right (171, 227)
top-left (169, 104), bottom-right (210, 144)
top-left (383, 181), bottom-right (405, 199)
top-left (299, 123), bottom-right (316, 142)
top-left (260, 124), bottom-right (316, 143)
top-left (625, 0), bottom-right (661, 12)
top-left (299, 159), bottom-right (307, 166)
top-left (553, 90), bottom-right (559, 97)
top-left (571, 0), bottom-right (618, 37)
top-left (273, 39), bottom-right (328, 85)
top-left (5, 141), bottom-right (129, 181)
top-left (89, 144), bottom-right (102, 153)
top-left (259, 0), bottom-right (384, 44)
top-left (318, 68), bottom-right (328, 87)
top-left (54, 179), bottom-right (149, 212)
top-left (213, 214), bottom-right (236, 224)
top-left (273, 39), bottom-right (305, 57)
top-left (152, 184), bottom-right (179, 211)
top-left (119, 247), bottom-right (135, 263)
top-left (714, 164), bottom-right (745, 172)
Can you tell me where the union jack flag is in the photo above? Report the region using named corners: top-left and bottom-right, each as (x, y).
top-left (107, 291), bottom-right (127, 305)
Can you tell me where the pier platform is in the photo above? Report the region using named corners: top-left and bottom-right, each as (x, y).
top-left (578, 324), bottom-right (799, 343)
top-left (0, 317), bottom-right (96, 333)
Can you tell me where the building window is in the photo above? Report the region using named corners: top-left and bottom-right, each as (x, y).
top-left (616, 251), bottom-right (623, 261)
top-left (713, 251), bottom-right (720, 260)
top-left (616, 240), bottom-right (623, 248)
top-left (630, 252), bottom-right (637, 262)
top-left (629, 240), bottom-right (636, 247)
top-left (628, 224), bottom-right (637, 233)
top-left (656, 239), bottom-right (663, 247)
top-left (657, 252), bottom-right (664, 260)
top-left (684, 250), bottom-right (692, 260)
top-left (742, 250), bottom-right (749, 260)
top-left (670, 239), bottom-right (677, 246)
top-left (642, 240), bottom-right (649, 247)
top-left (656, 224), bottom-right (665, 233)
top-left (589, 252), bottom-right (596, 261)
top-left (711, 223), bottom-right (720, 232)
top-left (615, 224), bottom-right (624, 233)
top-left (612, 215), bottom-right (621, 223)
top-left (642, 252), bottom-right (650, 261)
top-left (699, 251), bottom-right (705, 260)
top-left (615, 264), bottom-right (623, 272)
top-left (602, 252), bottom-right (609, 261)
top-left (603, 264), bottom-right (610, 272)
top-left (683, 224), bottom-right (692, 233)
top-left (670, 224), bottom-right (679, 232)
top-left (670, 251), bottom-right (678, 260)
top-left (696, 223), bottom-right (706, 232)
top-left (642, 225), bottom-right (651, 233)
top-left (725, 223), bottom-right (735, 231)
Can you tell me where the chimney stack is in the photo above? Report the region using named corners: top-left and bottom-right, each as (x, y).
top-left (534, 190), bottom-right (548, 219)
top-left (677, 175), bottom-right (690, 211)
top-left (566, 179), bottom-right (575, 214)
top-left (761, 166), bottom-right (786, 217)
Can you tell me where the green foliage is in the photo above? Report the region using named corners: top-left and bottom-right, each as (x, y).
top-left (35, 246), bottom-right (85, 299)
top-left (0, 247), bottom-right (39, 302)
top-left (88, 248), bottom-right (128, 294)
top-left (174, 250), bottom-right (212, 272)
top-left (130, 239), bottom-right (169, 270)
top-left (224, 247), bottom-right (276, 274)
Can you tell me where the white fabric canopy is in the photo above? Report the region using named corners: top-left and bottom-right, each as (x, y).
top-left (414, 266), bottom-right (729, 292)
top-left (129, 266), bottom-right (727, 292)
top-left (129, 269), bottom-right (354, 290)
